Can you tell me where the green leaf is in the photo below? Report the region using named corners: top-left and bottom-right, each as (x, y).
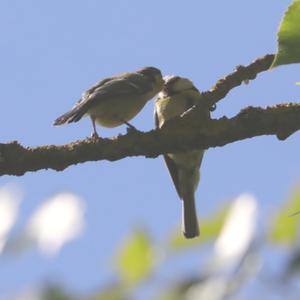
top-left (272, 0), bottom-right (300, 68)
top-left (296, 82), bottom-right (300, 85)
top-left (268, 188), bottom-right (300, 245)
top-left (115, 228), bottom-right (155, 286)
top-left (168, 205), bottom-right (229, 251)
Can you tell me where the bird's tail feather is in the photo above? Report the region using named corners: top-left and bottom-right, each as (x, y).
top-left (53, 107), bottom-right (85, 126)
top-left (182, 193), bottom-right (199, 238)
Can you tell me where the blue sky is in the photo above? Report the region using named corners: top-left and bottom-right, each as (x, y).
top-left (0, 0), bottom-right (299, 297)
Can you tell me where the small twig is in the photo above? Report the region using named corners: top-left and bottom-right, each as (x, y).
top-left (201, 54), bottom-right (275, 107)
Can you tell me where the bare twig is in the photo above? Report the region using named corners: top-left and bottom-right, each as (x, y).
top-left (201, 54), bottom-right (275, 108)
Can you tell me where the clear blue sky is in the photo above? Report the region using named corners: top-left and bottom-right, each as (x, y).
top-left (0, 0), bottom-right (299, 297)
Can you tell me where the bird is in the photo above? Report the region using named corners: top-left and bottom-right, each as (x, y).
top-left (54, 67), bottom-right (164, 137)
top-left (154, 75), bottom-right (210, 238)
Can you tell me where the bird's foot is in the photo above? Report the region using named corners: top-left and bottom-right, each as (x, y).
top-left (123, 121), bottom-right (141, 134)
top-left (126, 125), bottom-right (141, 134)
top-left (89, 131), bottom-right (101, 141)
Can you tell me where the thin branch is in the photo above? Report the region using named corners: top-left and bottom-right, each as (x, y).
top-left (202, 54), bottom-right (275, 108)
top-left (1, 102), bottom-right (299, 176)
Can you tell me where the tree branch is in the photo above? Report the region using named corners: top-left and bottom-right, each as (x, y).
top-left (202, 54), bottom-right (275, 108)
top-left (1, 102), bottom-right (299, 176)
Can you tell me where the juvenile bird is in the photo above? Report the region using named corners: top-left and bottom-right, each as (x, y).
top-left (54, 67), bottom-right (164, 137)
top-left (154, 76), bottom-right (209, 238)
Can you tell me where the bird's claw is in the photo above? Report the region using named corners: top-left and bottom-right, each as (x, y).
top-left (89, 132), bottom-right (101, 141)
top-left (122, 120), bottom-right (140, 134)
top-left (126, 126), bottom-right (140, 134)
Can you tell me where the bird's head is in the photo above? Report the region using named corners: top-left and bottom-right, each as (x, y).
top-left (160, 75), bottom-right (199, 97)
top-left (138, 67), bottom-right (164, 89)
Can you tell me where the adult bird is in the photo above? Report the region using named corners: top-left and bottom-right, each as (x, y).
top-left (54, 67), bottom-right (164, 137)
top-left (155, 76), bottom-right (210, 238)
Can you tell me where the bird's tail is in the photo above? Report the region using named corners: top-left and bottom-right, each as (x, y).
top-left (182, 192), bottom-right (200, 238)
top-left (53, 106), bottom-right (85, 126)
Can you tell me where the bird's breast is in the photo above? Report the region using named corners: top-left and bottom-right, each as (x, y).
top-left (88, 94), bottom-right (151, 128)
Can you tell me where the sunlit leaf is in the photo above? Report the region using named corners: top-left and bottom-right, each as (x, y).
top-left (115, 229), bottom-right (155, 286)
top-left (269, 188), bottom-right (300, 245)
top-left (168, 206), bottom-right (229, 251)
top-left (271, 0), bottom-right (300, 68)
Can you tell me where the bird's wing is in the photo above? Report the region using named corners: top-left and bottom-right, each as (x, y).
top-left (78, 75), bottom-right (150, 109)
top-left (163, 154), bottom-right (182, 198)
top-left (54, 75), bottom-right (151, 125)
top-left (77, 77), bottom-right (113, 104)
top-left (154, 99), bottom-right (182, 198)
top-left (79, 75), bottom-right (151, 116)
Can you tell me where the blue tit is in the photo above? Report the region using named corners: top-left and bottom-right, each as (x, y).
top-left (54, 67), bottom-right (164, 137)
top-left (155, 76), bottom-right (209, 238)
